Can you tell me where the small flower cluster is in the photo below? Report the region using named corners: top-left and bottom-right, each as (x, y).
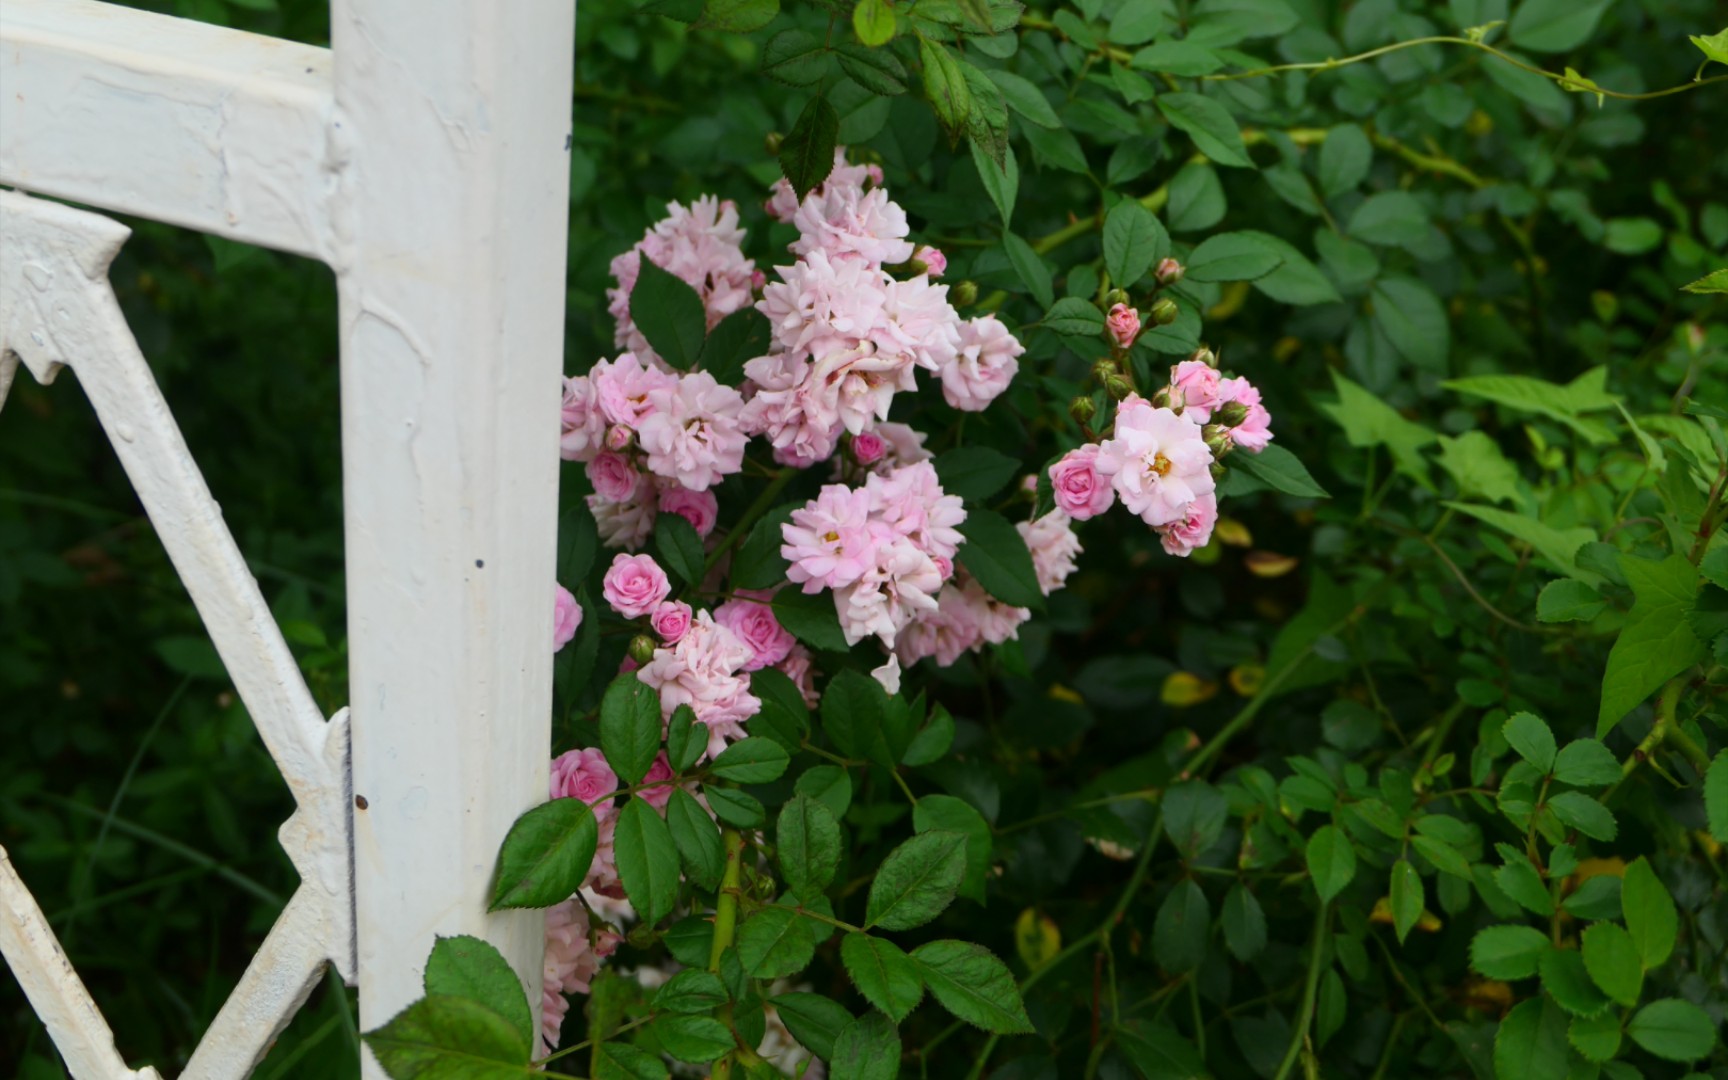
top-left (561, 353), bottom-right (744, 549)
top-left (1049, 349), bottom-right (1274, 556)
top-left (745, 149), bottom-right (1024, 466)
top-left (536, 152), bottom-right (1288, 1057)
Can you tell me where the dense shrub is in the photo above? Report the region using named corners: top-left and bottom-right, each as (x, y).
top-left (3, 1), bottom-right (1726, 1078)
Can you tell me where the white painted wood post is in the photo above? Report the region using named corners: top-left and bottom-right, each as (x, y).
top-left (330, 0), bottom-right (576, 1058)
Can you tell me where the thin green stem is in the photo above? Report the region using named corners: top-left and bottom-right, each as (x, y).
top-left (1271, 902), bottom-right (1330, 1080)
top-left (1199, 35), bottom-right (1728, 101)
top-left (704, 467), bottom-right (796, 578)
top-left (709, 828), bottom-right (746, 1080)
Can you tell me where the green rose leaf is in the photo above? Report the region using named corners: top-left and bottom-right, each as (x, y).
top-left (630, 254), bottom-right (707, 371)
top-left (487, 798), bottom-right (598, 912)
top-left (615, 796), bottom-right (680, 926)
top-left (600, 674), bottom-right (663, 786)
top-left (841, 933), bottom-right (925, 1023)
top-left (910, 939), bottom-right (1034, 1033)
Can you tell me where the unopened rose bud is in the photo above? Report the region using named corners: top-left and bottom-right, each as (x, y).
top-left (1204, 431), bottom-right (1232, 457)
top-left (628, 634), bottom-right (658, 665)
top-left (1187, 345), bottom-right (1217, 369)
top-left (1105, 375), bottom-right (1135, 400)
top-left (913, 245), bottom-right (947, 278)
top-left (850, 430), bottom-right (886, 465)
top-left (1154, 258), bottom-right (1185, 286)
top-left (1092, 358), bottom-right (1119, 383)
top-left (1020, 474), bottom-right (1039, 495)
top-left (1104, 287), bottom-right (1131, 308)
top-left (950, 280), bottom-right (978, 307)
top-left (750, 268), bottom-right (767, 292)
top-left (1216, 401), bottom-right (1250, 427)
top-left (764, 131), bottom-right (784, 155)
top-left (1069, 396), bottom-right (1097, 424)
top-left (1151, 387), bottom-right (1174, 410)
top-left (1105, 303), bottom-right (1142, 351)
top-left (605, 424), bottom-right (633, 452)
top-left (1210, 462), bottom-right (1227, 479)
top-left (1685, 322), bottom-right (1706, 353)
top-left (1149, 297), bottom-right (1180, 326)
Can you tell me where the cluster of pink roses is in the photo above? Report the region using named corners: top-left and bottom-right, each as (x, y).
top-left (560, 352), bottom-right (745, 549)
top-left (1048, 354), bottom-right (1273, 556)
top-left (745, 149), bottom-right (1025, 466)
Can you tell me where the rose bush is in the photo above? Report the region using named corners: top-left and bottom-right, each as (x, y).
top-left (4, 0), bottom-right (1728, 1078)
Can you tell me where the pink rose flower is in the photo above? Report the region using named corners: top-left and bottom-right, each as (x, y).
top-left (593, 352), bottom-right (678, 431)
top-left (783, 484), bottom-right (881, 592)
top-left (851, 430), bottom-right (887, 465)
top-left (1106, 303), bottom-right (1141, 351)
top-left (939, 314), bottom-right (1023, 412)
top-left (560, 376), bottom-right (605, 462)
top-left (1217, 376), bottom-right (1273, 452)
top-left (1095, 396), bottom-right (1216, 528)
top-left (586, 452), bottom-right (640, 503)
top-left (1170, 359), bottom-right (1223, 423)
top-left (1049, 445), bottom-right (1115, 520)
top-left (714, 594), bottom-right (795, 671)
top-left (637, 371), bottom-right (748, 491)
top-left (554, 585), bottom-right (582, 652)
top-left (651, 600), bottom-right (694, 644)
top-left (657, 484), bottom-right (719, 537)
top-left (635, 752), bottom-right (677, 810)
top-left (1158, 492), bottom-right (1217, 557)
top-left (549, 746), bottom-right (619, 809)
top-left (602, 553), bottom-right (671, 618)
top-left (1017, 511), bottom-right (1082, 595)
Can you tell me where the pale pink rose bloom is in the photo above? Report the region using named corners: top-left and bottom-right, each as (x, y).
top-left (1170, 359), bottom-right (1224, 423)
top-left (740, 352), bottom-right (845, 468)
top-left (791, 184), bottom-right (916, 268)
top-left (1106, 303), bottom-right (1141, 351)
top-left (607, 197), bottom-right (756, 361)
top-left (554, 584), bottom-right (582, 653)
top-left (914, 245), bottom-right (948, 277)
top-left (1017, 511), bottom-right (1083, 595)
top-left (635, 752), bottom-right (677, 810)
top-left (777, 644), bottom-right (821, 708)
top-left (783, 484), bottom-right (881, 592)
top-left (835, 535), bottom-right (943, 647)
top-left (650, 600), bottom-right (694, 644)
top-left (588, 491), bottom-right (657, 551)
top-left (757, 250), bottom-right (890, 359)
top-left (1049, 445), bottom-right (1116, 520)
top-left (593, 353), bottom-right (679, 430)
top-left (602, 553), bottom-right (671, 618)
top-left (939, 314), bottom-right (1023, 412)
top-left (657, 484), bottom-right (719, 537)
top-left (715, 593), bottom-right (795, 671)
top-left (851, 430), bottom-right (887, 465)
top-left (560, 375), bottom-right (606, 462)
top-left (586, 452), bottom-right (641, 503)
top-left (866, 461), bottom-right (966, 564)
top-left (636, 612), bottom-right (760, 760)
top-left (550, 746), bottom-right (619, 810)
top-left (1159, 491), bottom-right (1218, 557)
top-left (539, 901), bottom-right (622, 1055)
top-left (1217, 376), bottom-right (1273, 452)
top-left (638, 372), bottom-right (748, 490)
top-left (1095, 396), bottom-right (1217, 528)
top-left (818, 342), bottom-right (920, 437)
top-left (875, 274), bottom-right (963, 374)
top-left (895, 574), bottom-right (1022, 667)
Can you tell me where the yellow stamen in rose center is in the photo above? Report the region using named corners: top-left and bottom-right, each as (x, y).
top-left (1147, 452), bottom-right (1172, 478)
top-left (823, 530), bottom-right (840, 544)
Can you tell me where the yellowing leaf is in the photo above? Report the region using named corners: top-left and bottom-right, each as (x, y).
top-left (1014, 908), bottom-right (1061, 970)
top-left (1691, 28), bottom-right (1728, 75)
top-left (1162, 672), bottom-right (1219, 707)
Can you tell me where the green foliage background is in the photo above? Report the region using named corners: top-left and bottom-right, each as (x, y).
top-left (3, 0), bottom-right (1727, 1077)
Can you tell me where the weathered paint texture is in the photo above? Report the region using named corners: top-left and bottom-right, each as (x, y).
top-left (0, 0), bottom-right (577, 1073)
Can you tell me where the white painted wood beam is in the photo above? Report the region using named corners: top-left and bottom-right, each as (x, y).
top-left (330, 0), bottom-right (576, 1060)
top-left (0, 0), bottom-right (336, 260)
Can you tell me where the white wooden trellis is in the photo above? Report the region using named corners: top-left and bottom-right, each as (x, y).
top-left (0, 0), bottom-right (575, 1075)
